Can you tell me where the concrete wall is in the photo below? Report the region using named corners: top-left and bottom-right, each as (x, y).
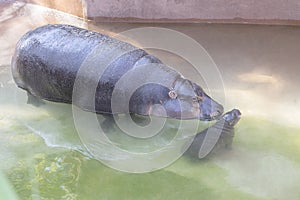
top-left (85, 0), bottom-right (300, 22)
top-left (10, 0), bottom-right (300, 24)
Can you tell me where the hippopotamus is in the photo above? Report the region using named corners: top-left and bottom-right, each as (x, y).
top-left (11, 24), bottom-right (224, 121)
top-left (186, 109), bottom-right (241, 158)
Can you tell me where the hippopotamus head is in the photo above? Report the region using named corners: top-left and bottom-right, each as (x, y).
top-left (129, 77), bottom-right (224, 121)
top-left (160, 77), bottom-right (224, 120)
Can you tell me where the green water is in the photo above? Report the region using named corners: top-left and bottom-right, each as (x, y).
top-left (1, 2), bottom-right (300, 198)
top-left (1, 67), bottom-right (300, 200)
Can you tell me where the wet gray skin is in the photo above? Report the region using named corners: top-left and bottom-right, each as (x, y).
top-left (186, 109), bottom-right (241, 158)
top-left (11, 24), bottom-right (223, 121)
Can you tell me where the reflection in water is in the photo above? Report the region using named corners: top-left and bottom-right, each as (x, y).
top-left (238, 72), bottom-right (281, 86)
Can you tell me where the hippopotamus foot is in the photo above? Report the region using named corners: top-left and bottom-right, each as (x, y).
top-left (27, 92), bottom-right (45, 107)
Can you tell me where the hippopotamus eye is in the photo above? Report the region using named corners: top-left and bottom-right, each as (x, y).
top-left (168, 90), bottom-right (177, 99)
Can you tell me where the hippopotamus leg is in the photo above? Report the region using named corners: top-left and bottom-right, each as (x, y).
top-left (27, 92), bottom-right (45, 107)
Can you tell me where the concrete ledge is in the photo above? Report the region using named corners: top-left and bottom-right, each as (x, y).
top-left (89, 17), bottom-right (300, 26)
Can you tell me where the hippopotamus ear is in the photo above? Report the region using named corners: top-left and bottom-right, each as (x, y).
top-left (168, 90), bottom-right (177, 99)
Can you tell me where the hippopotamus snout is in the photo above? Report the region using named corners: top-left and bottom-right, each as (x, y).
top-left (198, 93), bottom-right (224, 121)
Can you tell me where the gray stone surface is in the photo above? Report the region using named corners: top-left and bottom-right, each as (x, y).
top-left (85, 0), bottom-right (300, 21)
